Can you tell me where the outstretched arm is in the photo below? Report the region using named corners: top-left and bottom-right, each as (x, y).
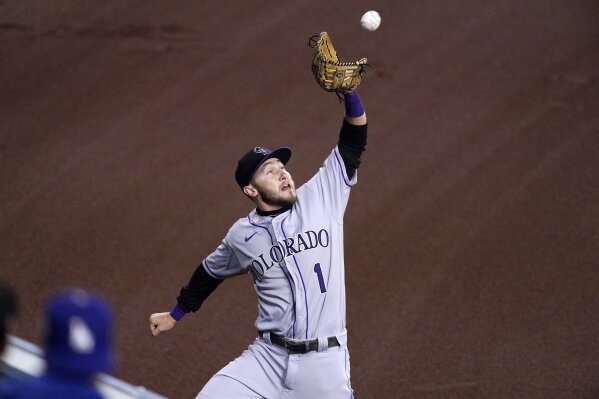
top-left (149, 262), bottom-right (223, 336)
top-left (338, 92), bottom-right (368, 180)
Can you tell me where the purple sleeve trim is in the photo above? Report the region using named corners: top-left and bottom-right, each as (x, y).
top-left (169, 304), bottom-right (186, 321)
top-left (333, 148), bottom-right (356, 188)
top-left (344, 91), bottom-right (365, 118)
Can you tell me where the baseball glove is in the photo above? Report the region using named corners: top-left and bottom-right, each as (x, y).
top-left (308, 32), bottom-right (368, 97)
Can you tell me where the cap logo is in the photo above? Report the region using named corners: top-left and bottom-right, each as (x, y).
top-left (68, 316), bottom-right (96, 354)
top-left (253, 147), bottom-right (269, 155)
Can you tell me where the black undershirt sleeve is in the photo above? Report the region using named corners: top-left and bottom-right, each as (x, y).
top-left (337, 120), bottom-right (368, 180)
top-left (176, 262), bottom-right (223, 313)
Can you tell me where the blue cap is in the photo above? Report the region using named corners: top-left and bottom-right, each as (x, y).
top-left (44, 288), bottom-right (115, 374)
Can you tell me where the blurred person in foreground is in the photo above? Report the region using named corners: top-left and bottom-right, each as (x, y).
top-left (0, 283), bottom-right (23, 386)
top-left (1, 288), bottom-right (115, 399)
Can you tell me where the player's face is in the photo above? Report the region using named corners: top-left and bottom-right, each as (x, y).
top-left (251, 158), bottom-right (297, 208)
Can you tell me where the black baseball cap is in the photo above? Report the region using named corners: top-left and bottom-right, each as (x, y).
top-left (235, 146), bottom-right (292, 189)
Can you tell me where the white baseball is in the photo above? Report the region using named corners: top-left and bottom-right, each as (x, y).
top-left (360, 10), bottom-right (381, 32)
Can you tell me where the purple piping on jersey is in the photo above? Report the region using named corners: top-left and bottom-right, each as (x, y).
top-left (281, 214), bottom-right (310, 340)
top-left (280, 262), bottom-right (297, 338)
top-left (248, 215), bottom-right (297, 337)
top-left (333, 148), bottom-right (356, 188)
top-left (247, 216), bottom-right (275, 244)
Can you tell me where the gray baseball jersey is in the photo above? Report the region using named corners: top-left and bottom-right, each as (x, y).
top-left (202, 146), bottom-right (356, 340)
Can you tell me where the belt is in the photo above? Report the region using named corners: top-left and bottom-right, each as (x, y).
top-left (266, 332), bottom-right (340, 354)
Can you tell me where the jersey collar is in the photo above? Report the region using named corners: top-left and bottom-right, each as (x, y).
top-left (255, 204), bottom-right (292, 217)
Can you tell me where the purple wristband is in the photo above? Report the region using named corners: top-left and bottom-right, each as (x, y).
top-left (169, 304), bottom-right (186, 322)
top-left (344, 91), bottom-right (365, 118)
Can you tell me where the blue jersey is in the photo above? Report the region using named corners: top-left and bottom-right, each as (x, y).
top-left (0, 374), bottom-right (103, 399)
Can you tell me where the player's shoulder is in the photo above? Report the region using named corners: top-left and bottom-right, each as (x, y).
top-left (227, 210), bottom-right (258, 234)
top-left (223, 211), bottom-right (262, 248)
top-left (228, 215), bottom-right (251, 232)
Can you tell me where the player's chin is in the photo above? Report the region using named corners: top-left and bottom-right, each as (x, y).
top-left (280, 190), bottom-right (297, 205)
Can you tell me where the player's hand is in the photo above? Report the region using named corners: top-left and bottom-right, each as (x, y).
top-left (149, 312), bottom-right (176, 336)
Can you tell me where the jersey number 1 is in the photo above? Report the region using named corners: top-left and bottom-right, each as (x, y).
top-left (313, 263), bottom-right (327, 293)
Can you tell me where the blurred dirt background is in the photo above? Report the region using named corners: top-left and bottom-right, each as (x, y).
top-left (1, 1), bottom-right (598, 398)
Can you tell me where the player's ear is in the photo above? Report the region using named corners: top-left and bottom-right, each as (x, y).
top-left (243, 185), bottom-right (258, 199)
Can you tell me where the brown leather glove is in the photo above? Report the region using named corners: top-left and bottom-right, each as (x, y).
top-left (309, 32), bottom-right (368, 96)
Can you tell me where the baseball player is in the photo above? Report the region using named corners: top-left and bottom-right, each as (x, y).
top-left (150, 34), bottom-right (368, 398)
